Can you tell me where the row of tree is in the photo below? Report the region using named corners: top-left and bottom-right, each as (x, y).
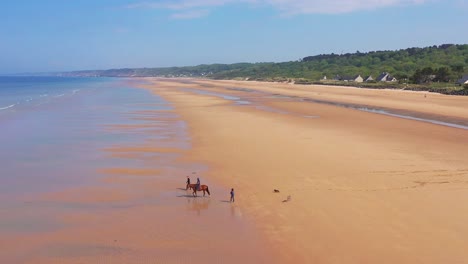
top-left (300, 44), bottom-right (467, 83)
top-left (65, 44), bottom-right (468, 85)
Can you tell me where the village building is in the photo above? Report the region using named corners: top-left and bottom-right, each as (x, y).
top-left (334, 74), bottom-right (363, 82)
top-left (341, 75), bottom-right (364, 83)
top-left (364, 75), bottom-right (374, 82)
top-left (457, 75), bottom-right (468, 85)
top-left (376, 72), bottom-right (398, 82)
top-left (353, 74), bottom-right (364, 83)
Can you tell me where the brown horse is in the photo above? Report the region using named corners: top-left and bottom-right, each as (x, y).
top-left (187, 183), bottom-right (211, 197)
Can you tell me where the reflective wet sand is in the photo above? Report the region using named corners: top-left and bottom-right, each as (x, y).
top-left (1, 79), bottom-right (272, 264)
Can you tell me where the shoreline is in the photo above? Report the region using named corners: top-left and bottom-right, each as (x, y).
top-left (1, 78), bottom-right (273, 264)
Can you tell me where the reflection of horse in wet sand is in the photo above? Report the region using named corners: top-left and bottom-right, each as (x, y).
top-left (187, 184), bottom-right (211, 197)
top-left (187, 197), bottom-right (211, 215)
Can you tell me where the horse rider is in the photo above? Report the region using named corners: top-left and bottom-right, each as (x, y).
top-left (186, 176), bottom-right (191, 190)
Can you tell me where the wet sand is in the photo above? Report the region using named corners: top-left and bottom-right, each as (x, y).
top-left (140, 78), bottom-right (468, 263)
top-left (0, 80), bottom-right (272, 264)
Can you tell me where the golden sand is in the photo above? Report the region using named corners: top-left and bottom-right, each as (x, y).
top-left (141, 78), bottom-right (468, 263)
top-left (4, 78), bottom-right (467, 263)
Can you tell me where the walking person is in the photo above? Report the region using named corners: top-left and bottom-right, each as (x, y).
top-left (230, 188), bottom-right (235, 203)
top-left (186, 176), bottom-right (191, 190)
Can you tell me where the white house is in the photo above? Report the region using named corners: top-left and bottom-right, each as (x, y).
top-left (353, 75), bottom-right (364, 83)
top-left (376, 72), bottom-right (398, 82)
top-left (457, 75), bottom-right (468, 85)
top-left (340, 75), bottom-right (364, 83)
top-left (364, 75), bottom-right (374, 82)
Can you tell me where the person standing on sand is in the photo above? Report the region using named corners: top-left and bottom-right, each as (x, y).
top-left (230, 188), bottom-right (235, 203)
top-left (196, 177), bottom-right (200, 191)
top-left (186, 176), bottom-right (191, 190)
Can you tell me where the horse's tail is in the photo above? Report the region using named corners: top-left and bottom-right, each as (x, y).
top-left (206, 186), bottom-right (210, 195)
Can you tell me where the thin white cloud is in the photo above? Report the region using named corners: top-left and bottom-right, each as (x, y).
top-left (170, 9), bottom-right (210, 19)
top-left (266, 0), bottom-right (430, 15)
top-left (126, 0), bottom-right (431, 16)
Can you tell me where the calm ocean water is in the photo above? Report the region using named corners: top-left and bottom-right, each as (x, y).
top-left (0, 76), bottom-right (175, 197)
top-left (0, 76), bottom-right (95, 112)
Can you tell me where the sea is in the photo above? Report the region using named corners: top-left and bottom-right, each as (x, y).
top-left (0, 76), bottom-right (190, 238)
top-left (0, 76), bottom-right (175, 197)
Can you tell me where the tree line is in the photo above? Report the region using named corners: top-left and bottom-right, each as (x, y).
top-left (65, 44), bottom-right (468, 90)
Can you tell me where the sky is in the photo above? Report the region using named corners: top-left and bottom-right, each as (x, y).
top-left (0, 0), bottom-right (467, 74)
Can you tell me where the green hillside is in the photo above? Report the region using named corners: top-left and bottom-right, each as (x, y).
top-left (64, 44), bottom-right (468, 94)
top-left (207, 44), bottom-right (468, 82)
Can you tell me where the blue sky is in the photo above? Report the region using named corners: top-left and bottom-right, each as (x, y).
top-left (1, 0), bottom-right (467, 74)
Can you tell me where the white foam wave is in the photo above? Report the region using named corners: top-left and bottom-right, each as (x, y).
top-left (54, 94), bottom-right (65, 98)
top-left (0, 104), bottom-right (15, 110)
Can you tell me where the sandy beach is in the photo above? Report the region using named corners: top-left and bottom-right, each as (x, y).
top-left (140, 78), bottom-right (468, 263)
top-left (3, 77), bottom-right (468, 263)
top-left (3, 1), bottom-right (467, 262)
